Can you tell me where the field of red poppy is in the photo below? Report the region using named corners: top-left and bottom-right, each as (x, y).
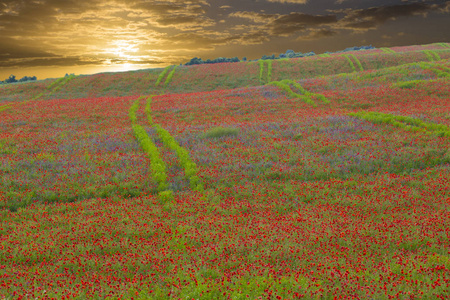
top-left (1, 43), bottom-right (450, 299)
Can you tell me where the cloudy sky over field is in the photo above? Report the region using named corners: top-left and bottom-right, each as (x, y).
top-left (1, 0), bottom-right (449, 79)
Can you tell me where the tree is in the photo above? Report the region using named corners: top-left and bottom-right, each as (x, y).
top-left (4, 75), bottom-right (17, 84)
top-left (18, 76), bottom-right (37, 82)
top-left (185, 57), bottom-right (204, 65)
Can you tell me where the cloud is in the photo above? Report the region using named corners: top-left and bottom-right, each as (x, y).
top-left (0, 38), bottom-right (57, 60)
top-left (270, 12), bottom-right (337, 35)
top-left (229, 11), bottom-right (278, 23)
top-left (296, 29), bottom-right (338, 40)
top-left (159, 32), bottom-right (238, 50)
top-left (147, 15), bottom-right (216, 29)
top-left (0, 57), bottom-right (104, 68)
top-left (131, 1), bottom-right (214, 29)
top-left (337, 2), bottom-right (448, 30)
top-left (229, 11), bottom-right (337, 36)
top-left (437, 1), bottom-right (450, 13)
top-left (265, 0), bottom-right (308, 3)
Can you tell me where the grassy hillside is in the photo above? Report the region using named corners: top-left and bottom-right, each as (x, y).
top-left (1, 43), bottom-right (450, 299)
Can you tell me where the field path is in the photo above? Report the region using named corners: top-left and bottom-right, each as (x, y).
top-left (155, 65), bottom-right (177, 88)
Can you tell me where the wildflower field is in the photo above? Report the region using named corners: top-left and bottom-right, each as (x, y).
top-left (1, 43), bottom-right (450, 299)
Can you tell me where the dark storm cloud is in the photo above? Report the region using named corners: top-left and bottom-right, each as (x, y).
top-left (132, 2), bottom-right (207, 14)
top-left (159, 29), bottom-right (271, 50)
top-left (0, 38), bottom-right (56, 60)
top-left (270, 13), bottom-right (337, 35)
top-left (109, 58), bottom-right (164, 64)
top-left (161, 32), bottom-right (238, 50)
top-left (150, 14), bottom-right (216, 29)
top-left (266, 0), bottom-right (308, 3)
top-left (297, 29), bottom-right (338, 40)
top-left (229, 11), bottom-right (337, 36)
top-left (229, 11), bottom-right (278, 23)
top-left (230, 1), bottom-right (449, 37)
top-left (337, 2), bottom-right (449, 30)
top-left (0, 57), bottom-right (104, 68)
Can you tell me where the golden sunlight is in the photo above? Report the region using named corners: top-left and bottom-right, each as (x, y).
top-left (104, 40), bottom-right (140, 61)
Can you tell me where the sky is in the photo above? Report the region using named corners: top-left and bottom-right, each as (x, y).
top-left (0, 0), bottom-right (449, 80)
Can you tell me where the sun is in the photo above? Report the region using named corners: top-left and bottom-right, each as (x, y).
top-left (105, 40), bottom-right (139, 61)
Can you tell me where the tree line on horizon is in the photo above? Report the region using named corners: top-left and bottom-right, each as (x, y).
top-left (184, 45), bottom-right (375, 66)
top-left (1, 74), bottom-right (37, 85)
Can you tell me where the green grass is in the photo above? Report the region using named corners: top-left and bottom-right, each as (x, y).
top-left (0, 104), bottom-right (12, 112)
top-left (349, 111), bottom-right (450, 138)
top-left (422, 50), bottom-right (439, 62)
top-left (349, 54), bottom-right (364, 71)
top-left (417, 61), bottom-right (450, 78)
top-left (268, 79), bottom-right (329, 106)
top-left (164, 65), bottom-right (177, 87)
top-left (47, 74), bottom-right (76, 93)
top-left (155, 65), bottom-right (172, 87)
top-left (203, 127), bottom-right (240, 138)
top-left (381, 47), bottom-right (395, 54)
top-left (392, 80), bottom-right (424, 89)
top-left (129, 99), bottom-right (169, 192)
top-left (258, 60), bottom-right (272, 83)
top-left (344, 55), bottom-right (356, 72)
top-left (146, 96), bottom-right (203, 192)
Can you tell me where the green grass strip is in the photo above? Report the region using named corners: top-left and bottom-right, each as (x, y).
top-left (0, 104), bottom-right (12, 112)
top-left (267, 60), bottom-right (272, 83)
top-left (31, 93), bottom-right (44, 101)
top-left (422, 50), bottom-right (436, 62)
top-left (47, 74), bottom-right (76, 93)
top-left (318, 53), bottom-right (331, 58)
top-left (47, 77), bottom-right (65, 90)
top-left (155, 65), bottom-right (172, 87)
top-left (392, 80), bottom-right (426, 89)
top-left (287, 80), bottom-right (329, 104)
top-left (4, 74), bottom-right (76, 106)
top-left (145, 96), bottom-right (204, 192)
top-left (349, 111), bottom-right (450, 138)
top-left (381, 48), bottom-right (395, 54)
top-left (164, 65), bottom-right (177, 87)
top-left (433, 43), bottom-right (449, 49)
top-left (343, 55), bottom-right (356, 72)
top-left (349, 54), bottom-right (364, 71)
top-left (129, 99), bottom-right (169, 192)
top-left (258, 60), bottom-right (272, 84)
top-left (258, 60), bottom-right (265, 83)
top-left (267, 79), bottom-right (329, 106)
top-left (417, 61), bottom-right (450, 78)
top-left (431, 51), bottom-right (441, 61)
top-left (268, 80), bottom-right (315, 106)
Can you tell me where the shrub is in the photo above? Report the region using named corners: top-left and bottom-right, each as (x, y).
top-left (159, 190), bottom-right (174, 202)
top-left (203, 127), bottom-right (239, 138)
top-left (393, 80), bottom-right (422, 89)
